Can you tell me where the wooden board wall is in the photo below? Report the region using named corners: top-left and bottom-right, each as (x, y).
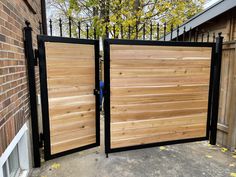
top-left (45, 42), bottom-right (96, 154)
top-left (217, 43), bottom-right (236, 150)
top-left (110, 45), bottom-right (212, 149)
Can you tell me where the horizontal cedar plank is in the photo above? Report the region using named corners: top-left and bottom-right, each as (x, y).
top-left (110, 75), bottom-right (210, 87)
top-left (110, 59), bottom-right (210, 69)
top-left (111, 100), bottom-right (208, 113)
top-left (47, 76), bottom-right (95, 87)
top-left (47, 59), bottom-right (94, 67)
top-left (111, 108), bottom-right (207, 122)
top-left (111, 113), bottom-right (207, 131)
top-left (51, 135), bottom-right (96, 154)
top-left (111, 124), bottom-right (206, 141)
top-left (45, 42), bottom-right (94, 59)
top-left (51, 128), bottom-right (95, 144)
top-left (48, 86), bottom-right (94, 98)
top-left (111, 85), bottom-right (209, 96)
top-left (47, 68), bottom-right (95, 77)
top-left (111, 128), bottom-right (206, 148)
top-left (49, 103), bottom-right (95, 117)
top-left (111, 92), bottom-right (208, 105)
top-left (49, 95), bottom-right (95, 105)
top-left (110, 45), bottom-right (211, 60)
top-left (50, 110), bottom-right (95, 121)
top-left (50, 118), bottom-right (95, 136)
top-left (111, 68), bottom-right (210, 78)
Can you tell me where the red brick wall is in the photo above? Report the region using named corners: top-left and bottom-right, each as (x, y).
top-left (0, 0), bottom-right (42, 155)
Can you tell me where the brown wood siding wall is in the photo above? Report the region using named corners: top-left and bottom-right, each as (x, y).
top-left (45, 42), bottom-right (96, 154)
top-left (109, 45), bottom-right (212, 149)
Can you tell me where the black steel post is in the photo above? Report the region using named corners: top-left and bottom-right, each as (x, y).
top-left (106, 25), bottom-right (109, 38)
top-left (128, 24), bottom-right (131, 39)
top-left (157, 23), bottom-right (159, 40)
top-left (163, 22), bottom-right (166, 41)
top-left (150, 22), bottom-right (153, 40)
top-left (176, 25), bottom-right (179, 41)
top-left (78, 21), bottom-right (81, 38)
top-left (207, 31), bottom-right (210, 42)
top-left (143, 23), bottom-right (145, 40)
top-left (213, 32), bottom-right (216, 42)
top-left (183, 26), bottom-right (186, 41)
top-left (24, 21), bottom-right (41, 167)
top-left (49, 19), bottom-right (52, 36)
top-left (59, 18), bottom-right (62, 37)
top-left (69, 17), bottom-right (72, 38)
top-left (210, 33), bottom-right (223, 145)
top-left (189, 27), bottom-right (192, 42)
top-left (120, 24), bottom-right (123, 39)
top-left (113, 24), bottom-right (116, 38)
top-left (136, 22), bottom-right (138, 39)
top-left (170, 24), bottom-right (173, 40)
top-left (86, 24), bottom-right (89, 39)
top-left (201, 33), bottom-right (204, 42)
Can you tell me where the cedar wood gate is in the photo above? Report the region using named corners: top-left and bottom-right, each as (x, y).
top-left (24, 23), bottom-right (223, 167)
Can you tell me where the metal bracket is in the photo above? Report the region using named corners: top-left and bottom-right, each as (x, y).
top-left (94, 89), bottom-right (100, 95)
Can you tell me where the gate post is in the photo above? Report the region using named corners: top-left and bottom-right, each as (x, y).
top-left (24, 21), bottom-right (41, 167)
top-left (210, 33), bottom-right (224, 145)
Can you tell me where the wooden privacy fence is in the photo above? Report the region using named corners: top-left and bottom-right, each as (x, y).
top-left (104, 39), bottom-right (222, 154)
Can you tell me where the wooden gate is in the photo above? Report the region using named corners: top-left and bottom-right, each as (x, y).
top-left (104, 39), bottom-right (221, 154)
top-left (38, 36), bottom-right (100, 160)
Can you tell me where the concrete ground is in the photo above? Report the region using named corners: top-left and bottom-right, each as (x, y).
top-left (31, 141), bottom-right (236, 177)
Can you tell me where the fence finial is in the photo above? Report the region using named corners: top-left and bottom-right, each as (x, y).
top-left (25, 20), bottom-right (31, 27)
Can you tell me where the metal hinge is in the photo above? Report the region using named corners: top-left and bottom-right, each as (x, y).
top-left (94, 89), bottom-right (100, 95)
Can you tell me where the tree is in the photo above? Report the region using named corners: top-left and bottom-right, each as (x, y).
top-left (47, 0), bottom-right (205, 38)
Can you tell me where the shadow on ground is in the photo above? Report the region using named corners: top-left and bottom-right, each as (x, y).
top-left (31, 141), bottom-right (236, 177)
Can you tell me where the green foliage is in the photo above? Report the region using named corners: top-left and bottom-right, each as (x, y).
top-left (47, 0), bottom-right (205, 38)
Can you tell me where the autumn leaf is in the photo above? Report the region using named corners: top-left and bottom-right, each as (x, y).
top-left (206, 155), bottom-right (212, 158)
top-left (230, 173), bottom-right (236, 177)
top-left (159, 146), bottom-right (166, 151)
top-left (221, 148), bottom-right (228, 153)
top-left (51, 163), bottom-right (61, 169)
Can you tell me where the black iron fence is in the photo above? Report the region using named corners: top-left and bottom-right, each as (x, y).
top-left (39, 17), bottom-right (222, 42)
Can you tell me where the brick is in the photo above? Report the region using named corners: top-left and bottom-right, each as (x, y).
top-left (0, 0), bottom-right (42, 155)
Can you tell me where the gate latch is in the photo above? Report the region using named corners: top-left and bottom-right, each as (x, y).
top-left (94, 89), bottom-right (100, 95)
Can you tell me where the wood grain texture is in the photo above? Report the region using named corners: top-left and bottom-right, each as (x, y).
top-left (110, 44), bottom-right (212, 148)
top-left (45, 42), bottom-right (96, 154)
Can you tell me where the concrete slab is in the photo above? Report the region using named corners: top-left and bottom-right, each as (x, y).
top-left (31, 141), bottom-right (236, 177)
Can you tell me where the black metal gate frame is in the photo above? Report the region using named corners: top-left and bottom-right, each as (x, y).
top-left (37, 35), bottom-right (100, 160)
top-left (104, 39), bottom-right (222, 155)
